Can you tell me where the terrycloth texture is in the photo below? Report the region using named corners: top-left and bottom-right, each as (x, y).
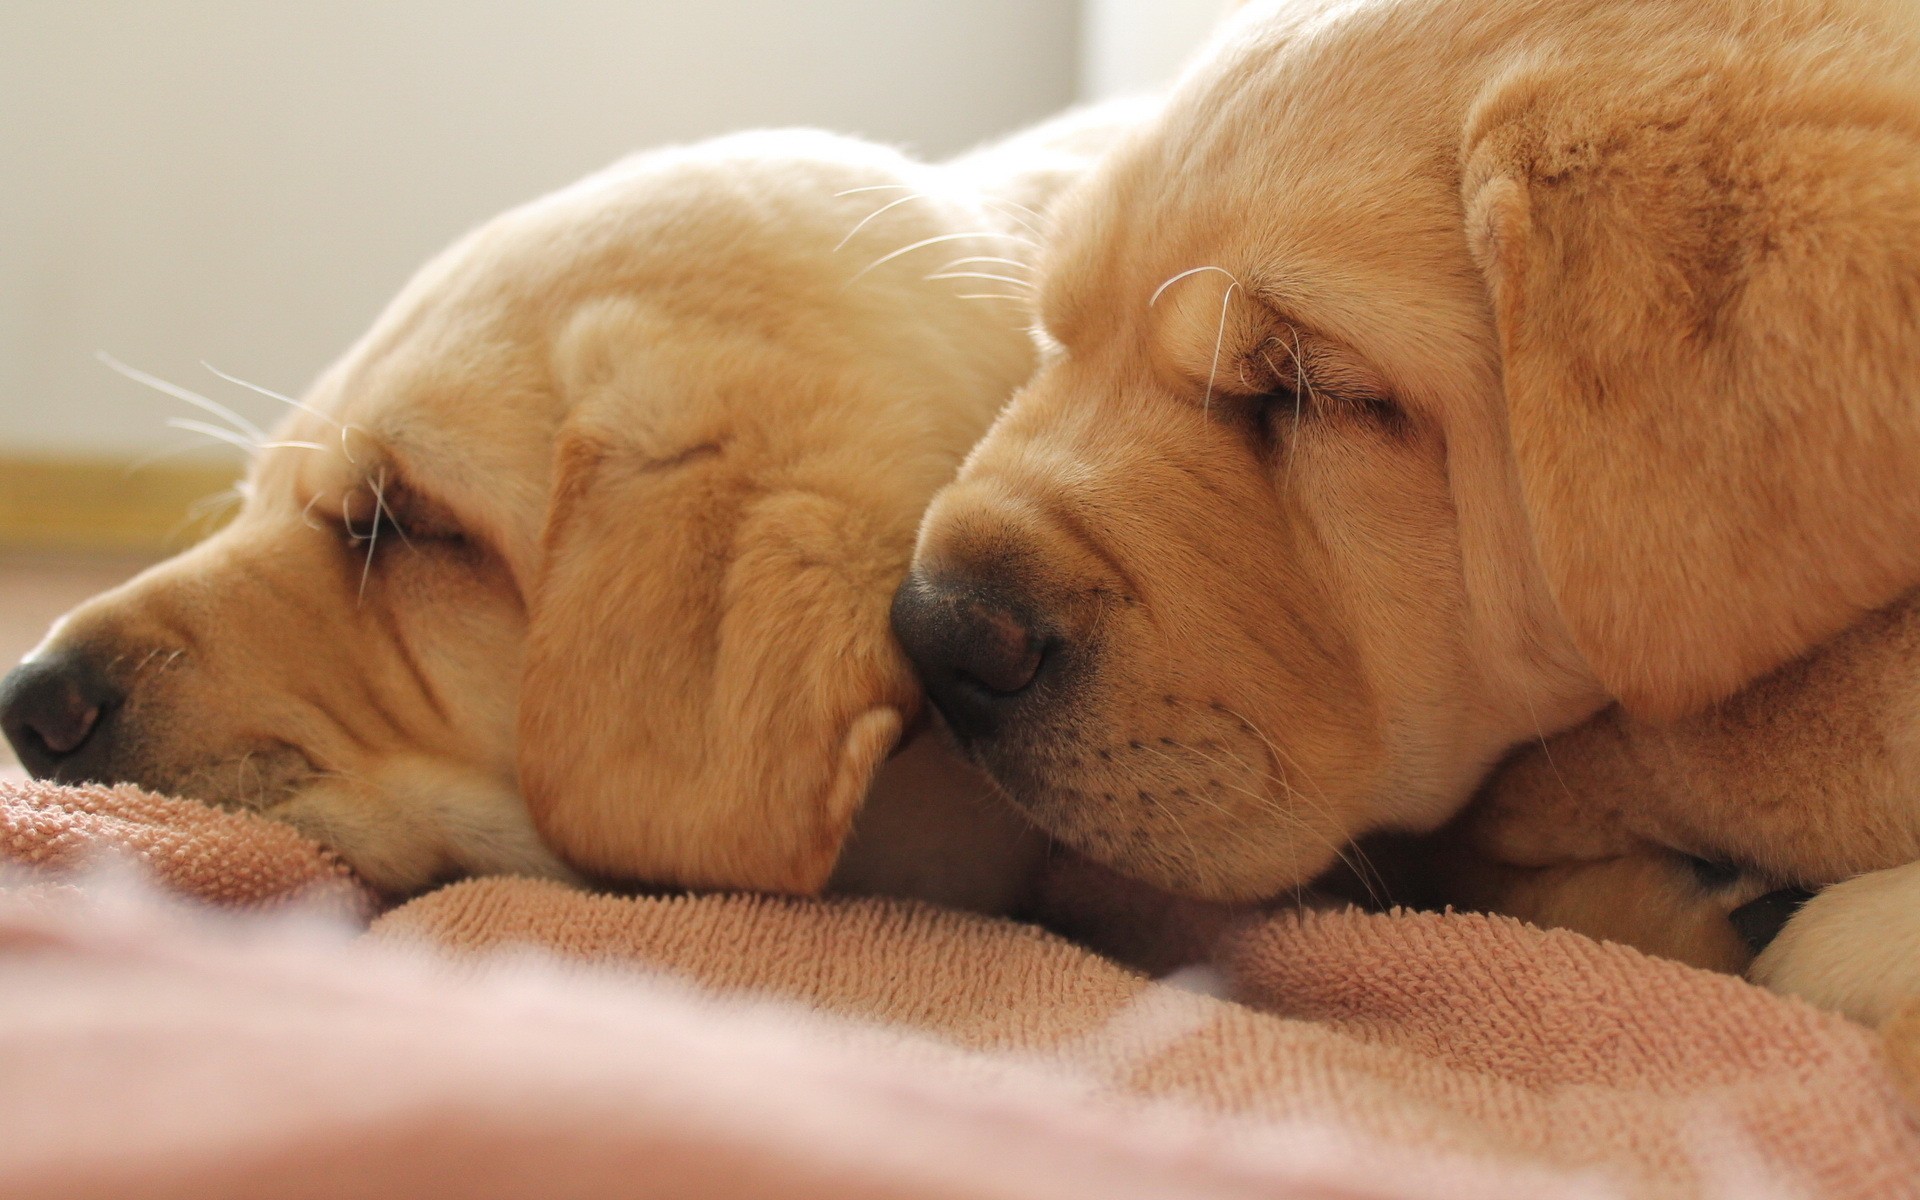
top-left (378, 878), bottom-right (1920, 1196)
top-left (0, 779), bottom-right (372, 917)
top-left (4, 777), bottom-right (1919, 1199)
top-left (0, 891), bottom-right (1591, 1200)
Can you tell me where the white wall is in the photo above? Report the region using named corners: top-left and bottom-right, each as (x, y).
top-left (0, 2), bottom-right (1077, 462)
top-left (1080, 0), bottom-right (1235, 101)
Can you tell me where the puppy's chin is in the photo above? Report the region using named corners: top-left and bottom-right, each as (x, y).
top-left (948, 699), bottom-right (1359, 904)
top-left (44, 740), bottom-right (567, 898)
top-left (267, 757), bottom-right (577, 897)
top-left (102, 741), bottom-right (319, 814)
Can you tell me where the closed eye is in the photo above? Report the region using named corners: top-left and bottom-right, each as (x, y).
top-left (1244, 333), bottom-right (1404, 438)
top-left (345, 505), bottom-right (409, 551)
top-left (343, 468), bottom-right (414, 550)
top-left (336, 465), bottom-right (472, 599)
top-left (343, 465), bottom-right (466, 543)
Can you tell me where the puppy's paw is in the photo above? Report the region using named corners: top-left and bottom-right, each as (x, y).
top-left (1465, 748), bottom-right (1641, 868)
top-left (1750, 860), bottom-right (1920, 1026)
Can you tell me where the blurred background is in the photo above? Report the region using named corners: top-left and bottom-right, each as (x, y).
top-left (0, 0), bottom-right (1228, 714)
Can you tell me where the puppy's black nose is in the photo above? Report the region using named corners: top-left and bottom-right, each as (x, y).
top-left (0, 653), bottom-right (122, 780)
top-left (891, 571), bottom-right (1048, 740)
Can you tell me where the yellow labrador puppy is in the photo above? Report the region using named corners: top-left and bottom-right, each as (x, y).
top-left (0, 105), bottom-right (1145, 902)
top-left (895, 0), bottom-right (1920, 904)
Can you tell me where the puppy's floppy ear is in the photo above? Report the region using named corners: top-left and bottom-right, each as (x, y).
top-left (516, 310), bottom-right (919, 894)
top-left (1463, 64), bottom-right (1920, 718)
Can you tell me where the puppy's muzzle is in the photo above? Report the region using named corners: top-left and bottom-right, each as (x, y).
top-left (1, 651), bottom-right (126, 782)
top-left (891, 570), bottom-right (1053, 741)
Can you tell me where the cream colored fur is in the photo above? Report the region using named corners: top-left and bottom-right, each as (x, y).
top-left (909, 0), bottom-right (1920, 971)
top-left (1753, 861), bottom-right (1920, 1025)
top-left (15, 106), bottom-right (1148, 900)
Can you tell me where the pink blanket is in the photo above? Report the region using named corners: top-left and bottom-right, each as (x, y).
top-left (3, 777), bottom-right (1916, 1199)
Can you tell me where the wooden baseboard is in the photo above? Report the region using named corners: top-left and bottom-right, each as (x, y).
top-left (0, 458), bottom-right (243, 552)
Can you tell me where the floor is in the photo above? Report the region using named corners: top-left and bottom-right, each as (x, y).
top-left (0, 550), bottom-right (156, 769)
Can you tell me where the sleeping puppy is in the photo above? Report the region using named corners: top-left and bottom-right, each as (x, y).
top-left (0, 107), bottom-right (1146, 903)
top-left (893, 0), bottom-right (1920, 903)
top-left (1456, 587), bottom-right (1920, 1025)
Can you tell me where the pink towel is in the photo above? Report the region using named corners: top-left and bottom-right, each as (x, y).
top-left (2, 777), bottom-right (1917, 1198)
top-left (0, 778), bottom-right (371, 917)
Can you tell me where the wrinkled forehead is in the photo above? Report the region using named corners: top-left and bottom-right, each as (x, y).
top-left (1035, 0), bottom-right (1493, 396)
top-left (239, 137), bottom-right (948, 573)
top-left (236, 157), bottom-right (750, 562)
top-left (315, 343), bottom-right (559, 477)
top-left (242, 169), bottom-right (630, 520)
top-left (243, 291), bottom-right (565, 582)
top-left (270, 133), bottom-right (946, 421)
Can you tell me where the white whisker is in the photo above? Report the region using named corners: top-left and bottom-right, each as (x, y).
top-left (201, 361), bottom-right (341, 430)
top-left (368, 466), bottom-right (411, 550)
top-left (1203, 281), bottom-right (1240, 415)
top-left (1146, 733), bottom-right (1379, 908)
top-left (1519, 688), bottom-right (1575, 799)
top-left (1147, 793), bottom-right (1206, 886)
top-left (935, 255), bottom-right (1032, 273)
top-left (982, 197), bottom-right (1044, 237)
top-left (356, 475), bottom-right (382, 604)
top-left (99, 351), bottom-right (269, 443)
top-left (352, 467), bottom-right (409, 603)
top-left (165, 418), bottom-right (325, 457)
top-left (163, 418), bottom-right (261, 453)
top-left (1264, 330), bottom-right (1314, 483)
top-left (184, 486), bottom-right (244, 521)
top-left (925, 271), bottom-right (1033, 289)
top-left (1149, 265), bottom-right (1241, 308)
top-left (850, 231), bottom-right (1033, 284)
top-left (168, 484), bottom-right (246, 544)
top-left (955, 293), bottom-right (1031, 303)
top-left (985, 195), bottom-right (1046, 224)
top-left (835, 193), bottom-right (933, 252)
top-left (299, 493), bottom-right (328, 533)
top-left (833, 184), bottom-right (915, 197)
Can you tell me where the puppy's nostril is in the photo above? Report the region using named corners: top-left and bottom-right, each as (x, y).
top-left (956, 602), bottom-right (1044, 696)
top-left (0, 654), bottom-right (122, 777)
top-left (25, 688), bottom-right (100, 755)
top-left (892, 571), bottom-right (1056, 741)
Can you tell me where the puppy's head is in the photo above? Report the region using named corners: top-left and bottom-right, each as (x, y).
top-left (2, 131), bottom-right (1034, 896)
top-left (896, 0), bottom-right (1920, 900)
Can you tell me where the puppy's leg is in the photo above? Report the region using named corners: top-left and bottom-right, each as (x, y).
top-left (1438, 835), bottom-right (1772, 976)
top-left (1751, 860), bottom-right (1920, 1027)
top-left (1477, 594), bottom-right (1920, 886)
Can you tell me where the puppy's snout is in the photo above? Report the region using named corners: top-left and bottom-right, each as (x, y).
top-left (1, 652), bottom-right (124, 780)
top-left (892, 570), bottom-right (1051, 740)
